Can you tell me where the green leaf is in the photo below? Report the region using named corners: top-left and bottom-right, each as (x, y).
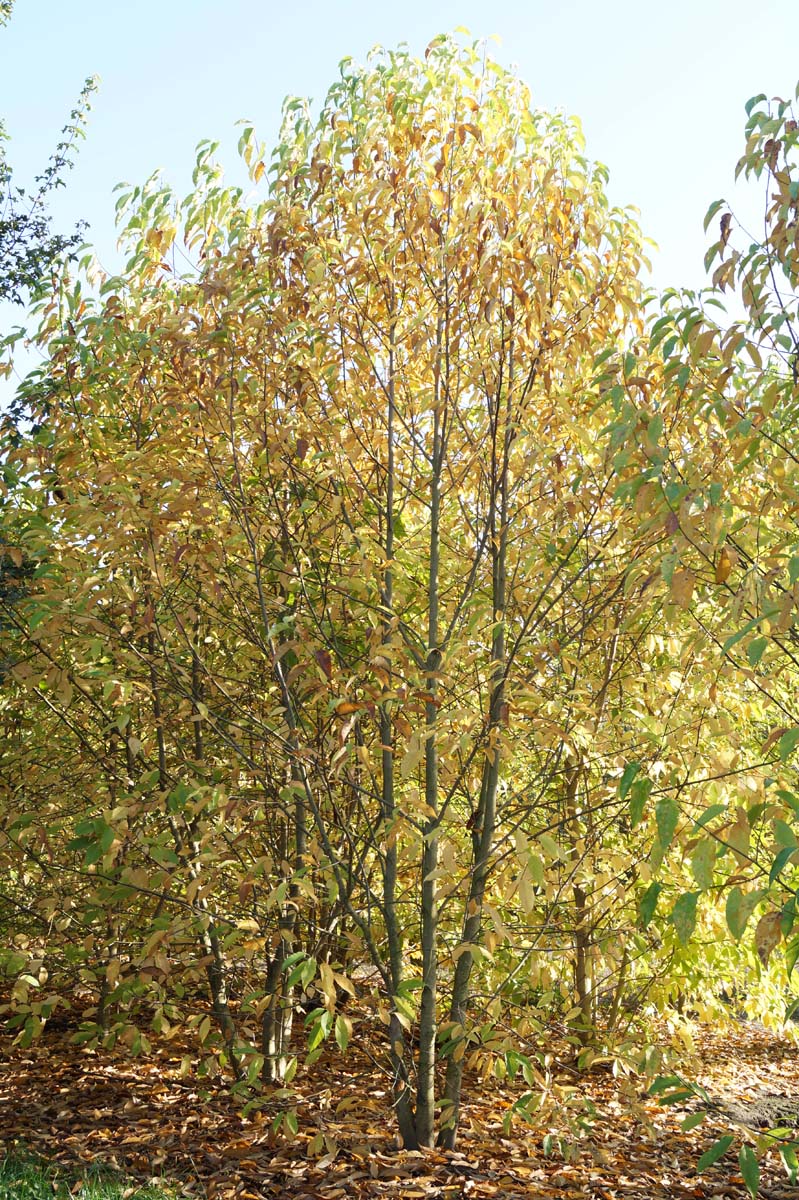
top-left (334, 1013), bottom-right (350, 1052)
top-left (722, 611), bottom-right (777, 656)
top-left (697, 1135), bottom-right (734, 1172)
top-left (770, 845), bottom-right (796, 885)
top-left (656, 796), bottom-right (679, 850)
top-left (661, 334), bottom-right (679, 361)
top-left (726, 887), bottom-right (763, 941)
top-left (619, 762), bottom-right (640, 801)
top-left (670, 892), bottom-right (698, 945)
top-left (779, 728), bottom-right (799, 763)
top-left (745, 93), bottom-right (767, 117)
top-left (774, 819), bottom-right (798, 848)
top-left (682, 1111), bottom-right (707, 1131)
top-left (84, 842), bottom-right (103, 866)
top-left (647, 413), bottom-right (664, 446)
top-left (704, 243), bottom-right (720, 272)
top-left (3, 952), bottom-right (28, 976)
top-left (27, 604), bottom-right (52, 632)
top-left (284, 1109), bottom-right (299, 1137)
top-left (648, 1074), bottom-right (683, 1095)
top-left (779, 1144), bottom-right (798, 1185)
top-left (703, 199), bottom-right (727, 233)
top-left (658, 1088), bottom-right (696, 1105)
top-left (167, 781), bottom-right (194, 812)
top-left (630, 777), bottom-right (652, 828)
top-left (640, 881), bottom-right (662, 929)
top-left (307, 1018), bottom-right (326, 1052)
top-left (786, 934), bottom-right (799, 976)
top-left (691, 838), bottom-right (716, 890)
top-left (747, 636), bottom-right (768, 667)
top-left (692, 803), bottom-right (727, 833)
top-left (776, 788), bottom-right (799, 814)
top-left (739, 1145), bottom-right (759, 1199)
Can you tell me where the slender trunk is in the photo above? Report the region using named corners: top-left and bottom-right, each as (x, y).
top-left (261, 897), bottom-right (298, 1083)
top-left (605, 944), bottom-right (630, 1035)
top-left (440, 752), bottom-right (500, 1146)
top-left (440, 352), bottom-right (511, 1149)
top-left (563, 755), bottom-right (593, 1047)
top-left (568, 624), bottom-right (620, 1046)
top-left (416, 334), bottom-right (443, 1149)
top-left (262, 594), bottom-right (306, 1082)
top-left (97, 920), bottom-right (117, 1032)
top-left (379, 322), bottom-right (418, 1146)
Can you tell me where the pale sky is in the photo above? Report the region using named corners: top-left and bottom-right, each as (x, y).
top-left (2, 0), bottom-right (798, 395)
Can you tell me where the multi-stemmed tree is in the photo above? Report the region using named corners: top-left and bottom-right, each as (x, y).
top-left (6, 37), bottom-right (798, 1170)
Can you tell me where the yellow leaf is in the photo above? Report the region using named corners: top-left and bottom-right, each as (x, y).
top-left (754, 911), bottom-right (782, 966)
top-left (670, 568), bottom-right (695, 608)
top-left (430, 187), bottom-right (447, 208)
top-left (715, 546), bottom-right (735, 584)
top-left (319, 961), bottom-right (336, 1009)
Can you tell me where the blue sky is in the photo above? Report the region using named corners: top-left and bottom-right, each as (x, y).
top-left (2, 0), bottom-right (798, 389)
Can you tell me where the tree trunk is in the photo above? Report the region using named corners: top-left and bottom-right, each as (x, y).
top-left (416, 331), bottom-right (443, 1149)
top-left (440, 354), bottom-right (510, 1148)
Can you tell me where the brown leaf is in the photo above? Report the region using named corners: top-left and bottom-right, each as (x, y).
top-left (754, 910), bottom-right (782, 966)
top-left (762, 725), bottom-right (787, 754)
top-left (394, 714), bottom-right (412, 739)
top-left (314, 649), bottom-right (333, 678)
top-left (764, 138), bottom-right (782, 169)
top-left (720, 212), bottom-right (732, 249)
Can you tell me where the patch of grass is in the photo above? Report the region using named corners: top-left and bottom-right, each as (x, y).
top-left (0, 1152), bottom-right (172, 1199)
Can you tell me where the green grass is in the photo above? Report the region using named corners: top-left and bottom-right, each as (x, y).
top-left (0, 1152), bottom-right (173, 1199)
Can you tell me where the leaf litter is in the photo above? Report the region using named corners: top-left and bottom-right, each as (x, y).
top-left (1, 1011), bottom-right (798, 1200)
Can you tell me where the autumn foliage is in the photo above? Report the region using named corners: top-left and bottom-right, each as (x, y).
top-left (1, 34), bottom-right (799, 1183)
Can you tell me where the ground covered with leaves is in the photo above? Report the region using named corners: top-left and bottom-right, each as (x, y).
top-left (2, 1011), bottom-right (798, 1200)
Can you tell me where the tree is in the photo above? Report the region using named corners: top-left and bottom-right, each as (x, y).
top-left (603, 80), bottom-right (799, 1194)
top-left (0, 1), bottom-right (96, 308)
top-left (3, 32), bottom-right (777, 1163)
top-left (627, 82), bottom-right (799, 970)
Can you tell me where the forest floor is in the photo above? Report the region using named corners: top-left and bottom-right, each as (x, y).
top-left (1, 1010), bottom-right (798, 1200)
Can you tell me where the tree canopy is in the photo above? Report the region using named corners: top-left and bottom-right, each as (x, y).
top-left (1, 31), bottom-right (799, 1186)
